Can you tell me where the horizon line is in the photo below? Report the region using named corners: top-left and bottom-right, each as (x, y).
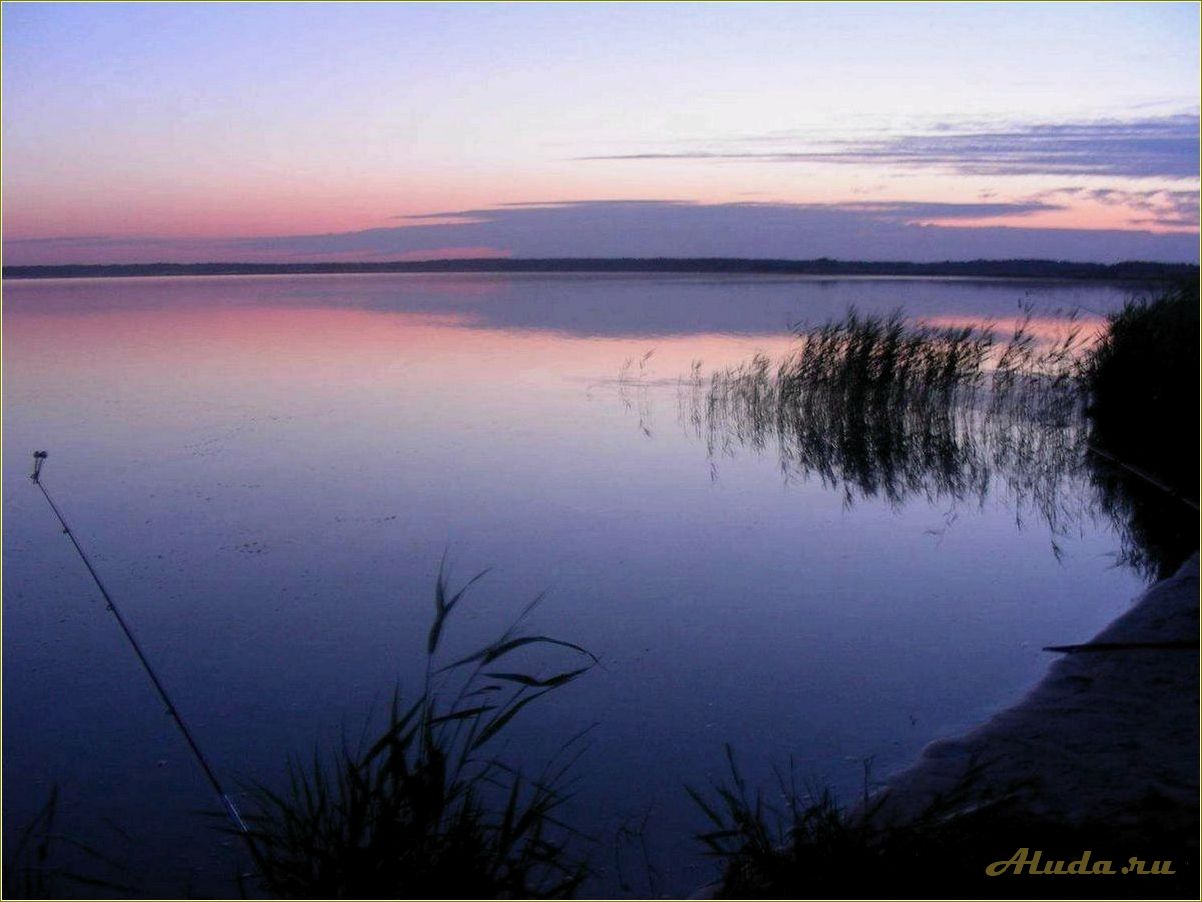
top-left (3, 256), bottom-right (1198, 282)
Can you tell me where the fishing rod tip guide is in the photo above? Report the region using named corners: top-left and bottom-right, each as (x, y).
top-left (31, 450), bottom-right (50, 482)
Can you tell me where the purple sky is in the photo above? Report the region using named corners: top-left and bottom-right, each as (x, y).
top-left (3, 3), bottom-right (1199, 264)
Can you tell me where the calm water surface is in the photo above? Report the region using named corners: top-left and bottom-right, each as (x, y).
top-left (3, 273), bottom-right (1147, 895)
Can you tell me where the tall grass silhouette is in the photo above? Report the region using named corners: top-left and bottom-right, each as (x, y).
top-left (680, 307), bottom-right (1092, 538)
top-left (682, 293), bottom-right (1198, 897)
top-left (688, 744), bottom-right (1197, 898)
top-left (1081, 282), bottom-right (1199, 577)
top-left (2, 787), bottom-right (134, 897)
top-left (241, 562), bottom-right (596, 898)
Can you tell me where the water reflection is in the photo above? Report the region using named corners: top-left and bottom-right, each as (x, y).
top-left (637, 309), bottom-right (1185, 578)
top-left (686, 375), bottom-right (1088, 532)
top-left (3, 274), bottom-right (1153, 898)
top-left (1087, 459), bottom-right (1193, 579)
top-left (3, 272), bottom-right (1130, 339)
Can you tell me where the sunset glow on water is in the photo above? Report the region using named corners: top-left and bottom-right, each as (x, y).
top-left (2, 2), bottom-right (1197, 896)
top-left (3, 274), bottom-right (1149, 894)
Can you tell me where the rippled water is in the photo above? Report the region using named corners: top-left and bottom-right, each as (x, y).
top-left (2, 273), bottom-right (1147, 895)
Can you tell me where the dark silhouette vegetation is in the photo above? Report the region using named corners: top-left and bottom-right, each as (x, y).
top-left (9, 286), bottom-right (1196, 899)
top-left (676, 307), bottom-right (1090, 551)
top-left (689, 746), bottom-right (1197, 899)
top-left (679, 287), bottom-right (1199, 897)
top-left (674, 287), bottom-right (1198, 579)
top-left (1081, 282), bottom-right (1200, 578)
top-left (238, 563), bottom-right (596, 899)
top-left (3, 786), bottom-right (134, 897)
top-left (4, 567), bottom-right (596, 900)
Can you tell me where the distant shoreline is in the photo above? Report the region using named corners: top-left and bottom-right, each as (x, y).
top-left (3, 257), bottom-right (1198, 282)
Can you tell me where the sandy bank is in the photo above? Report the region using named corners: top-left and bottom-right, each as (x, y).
top-left (870, 553), bottom-right (1199, 832)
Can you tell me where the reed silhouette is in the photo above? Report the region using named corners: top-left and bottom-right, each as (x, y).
top-left (681, 294), bottom-right (1199, 897)
top-left (667, 298), bottom-right (1198, 576)
top-left (1081, 283), bottom-right (1199, 578)
top-left (689, 745), bottom-right (1197, 898)
top-left (678, 307), bottom-right (1091, 543)
top-left (239, 563), bottom-right (596, 899)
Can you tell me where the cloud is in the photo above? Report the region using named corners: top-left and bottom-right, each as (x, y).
top-left (814, 200), bottom-right (1062, 220)
top-left (5, 199), bottom-right (1197, 265)
top-left (1131, 216), bottom-right (1198, 228)
top-left (1036, 186), bottom-right (1200, 229)
top-left (402, 198), bottom-right (1064, 222)
top-left (579, 114), bottom-right (1201, 180)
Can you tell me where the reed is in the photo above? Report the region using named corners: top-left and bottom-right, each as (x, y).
top-left (682, 308), bottom-right (1092, 533)
top-left (1081, 282), bottom-right (1199, 577)
top-left (2, 787), bottom-right (134, 898)
top-left (689, 746), bottom-right (1197, 897)
top-left (240, 562), bottom-right (596, 898)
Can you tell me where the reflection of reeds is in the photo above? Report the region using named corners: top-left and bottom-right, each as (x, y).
top-left (2, 787), bottom-right (133, 897)
top-left (681, 308), bottom-right (1091, 538)
top-left (242, 564), bottom-right (595, 899)
top-left (1082, 284), bottom-right (1199, 578)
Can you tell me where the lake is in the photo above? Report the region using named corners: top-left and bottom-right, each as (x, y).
top-left (2, 273), bottom-right (1149, 896)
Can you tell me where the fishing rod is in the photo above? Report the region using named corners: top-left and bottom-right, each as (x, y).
top-left (28, 451), bottom-right (255, 845)
top-left (1085, 443), bottom-right (1200, 513)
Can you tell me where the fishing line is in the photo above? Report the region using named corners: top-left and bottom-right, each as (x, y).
top-left (28, 450), bottom-right (253, 842)
top-left (1085, 443), bottom-right (1200, 513)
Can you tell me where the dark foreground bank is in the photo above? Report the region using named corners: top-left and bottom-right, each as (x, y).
top-left (688, 285), bottom-right (1199, 898)
top-left (689, 555), bottom-right (1199, 900)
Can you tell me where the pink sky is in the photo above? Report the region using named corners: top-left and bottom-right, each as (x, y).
top-left (3, 4), bottom-right (1198, 263)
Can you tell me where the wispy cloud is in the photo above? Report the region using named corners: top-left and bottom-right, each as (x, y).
top-left (579, 114), bottom-right (1201, 180)
top-left (5, 199), bottom-right (1197, 265)
top-left (399, 198), bottom-right (1064, 222)
top-left (1035, 186), bottom-right (1199, 229)
top-left (807, 200), bottom-right (1063, 220)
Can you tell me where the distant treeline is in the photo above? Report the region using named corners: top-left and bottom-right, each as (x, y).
top-left (3, 257), bottom-right (1198, 281)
